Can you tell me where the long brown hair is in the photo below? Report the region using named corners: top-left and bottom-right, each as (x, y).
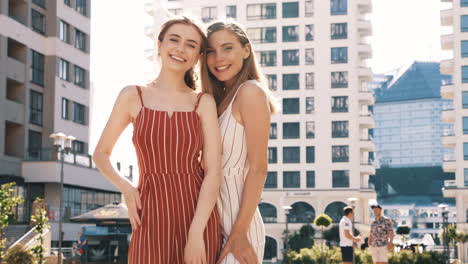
top-left (158, 16), bottom-right (207, 90)
top-left (200, 21), bottom-right (278, 115)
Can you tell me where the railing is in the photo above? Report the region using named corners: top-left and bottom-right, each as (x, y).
top-left (443, 153), bottom-right (456, 161)
top-left (443, 128), bottom-right (455, 136)
top-left (25, 148), bottom-right (96, 169)
top-left (9, 227), bottom-right (49, 250)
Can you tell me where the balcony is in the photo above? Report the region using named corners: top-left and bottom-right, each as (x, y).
top-left (442, 129), bottom-right (456, 148)
top-left (7, 57), bottom-right (25, 83)
top-left (360, 163), bottom-right (376, 175)
top-left (441, 9), bottom-right (453, 26)
top-left (441, 34), bottom-right (454, 50)
top-left (358, 67), bottom-right (373, 81)
top-left (359, 114), bottom-right (375, 128)
top-left (358, 0), bottom-right (372, 14)
top-left (359, 90), bottom-right (374, 105)
top-left (441, 83), bottom-right (454, 99)
top-left (444, 180), bottom-right (457, 189)
top-left (144, 2), bottom-right (154, 16)
top-left (358, 44), bottom-right (372, 60)
top-left (360, 139), bottom-right (376, 152)
top-left (145, 48), bottom-right (154, 60)
top-left (440, 59), bottom-right (454, 75)
top-left (441, 108), bottom-right (455, 123)
top-left (358, 19), bottom-right (372, 37)
top-left (144, 25), bottom-right (154, 38)
top-left (442, 158), bottom-right (456, 173)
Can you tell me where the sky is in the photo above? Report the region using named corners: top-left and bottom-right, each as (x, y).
top-left (89, 0), bottom-right (452, 180)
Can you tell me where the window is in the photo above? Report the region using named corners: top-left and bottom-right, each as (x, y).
top-left (270, 123), bottom-right (277, 139)
top-left (303, 0), bottom-right (314, 17)
top-left (305, 25), bottom-right (314, 41)
top-left (463, 66), bottom-right (468, 83)
top-left (332, 121), bottom-right (349, 138)
top-left (331, 96), bottom-right (348, 112)
top-left (74, 65), bottom-right (86, 88)
top-left (226, 5), bottom-right (237, 18)
top-left (76, 0), bottom-right (87, 16)
top-left (462, 15), bottom-right (468, 32)
top-left (283, 123), bottom-right (300, 139)
top-left (31, 9), bottom-right (46, 34)
top-left (75, 29), bottom-right (87, 52)
top-left (59, 20), bottom-right (70, 43)
top-left (283, 49), bottom-right (299, 66)
top-left (462, 41), bottom-right (468, 57)
top-left (306, 171), bottom-right (315, 188)
top-left (332, 145), bottom-right (349, 162)
top-left (306, 97), bottom-right (314, 114)
top-left (268, 147), bottom-right (277, 163)
top-left (283, 171), bottom-right (300, 188)
top-left (463, 92), bottom-right (468, 108)
top-left (305, 49), bottom-right (314, 65)
top-left (465, 143), bottom-right (468, 160)
top-left (248, 27), bottom-right (276, 43)
top-left (72, 140), bottom-right (85, 154)
top-left (332, 170), bottom-right (349, 187)
top-left (64, 0), bottom-right (71, 6)
top-left (331, 71), bottom-right (348, 88)
top-left (283, 98), bottom-right (299, 114)
top-left (464, 117), bottom-right (468, 134)
top-left (306, 146), bottom-right (315, 163)
top-left (59, 59), bottom-right (70, 81)
top-left (465, 169), bottom-right (468, 186)
top-left (306, 73), bottom-right (314, 89)
top-left (30, 90), bottom-right (43, 126)
top-left (202, 6), bottom-right (217, 22)
top-left (267, 74), bottom-right (277, 91)
top-left (306, 121), bottom-right (315, 139)
top-left (331, 23), bottom-right (347, 39)
top-left (62, 98), bottom-right (69, 119)
top-left (247, 3), bottom-right (276, 20)
top-left (331, 0), bottom-right (347, 15)
top-left (256, 51), bottom-right (277, 66)
top-left (331, 47), bottom-right (348, 64)
top-left (265, 172), bottom-right (277, 188)
top-left (73, 102), bottom-right (86, 124)
top-left (28, 130), bottom-right (42, 160)
top-left (169, 8), bottom-right (183, 15)
top-left (31, 50), bottom-right (44, 86)
top-left (283, 2), bottom-right (299, 18)
top-left (463, 0), bottom-right (468, 7)
top-left (283, 74), bottom-right (299, 90)
top-left (32, 0), bottom-right (45, 8)
top-left (283, 26), bottom-right (299, 42)
top-left (283, 147), bottom-right (300, 163)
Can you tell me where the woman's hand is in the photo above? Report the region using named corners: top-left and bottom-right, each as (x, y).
top-left (120, 181), bottom-right (141, 230)
top-left (217, 231), bottom-right (258, 264)
top-left (184, 231), bottom-right (207, 264)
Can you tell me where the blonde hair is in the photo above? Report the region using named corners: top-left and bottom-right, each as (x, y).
top-left (200, 20), bottom-right (278, 115)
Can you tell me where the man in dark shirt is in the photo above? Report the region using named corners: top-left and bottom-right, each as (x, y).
top-left (77, 232), bottom-right (88, 264)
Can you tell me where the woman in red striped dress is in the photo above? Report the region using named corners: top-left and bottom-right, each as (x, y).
top-left (93, 17), bottom-right (222, 263)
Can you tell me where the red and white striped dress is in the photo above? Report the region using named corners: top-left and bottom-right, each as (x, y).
top-left (128, 86), bottom-right (222, 263)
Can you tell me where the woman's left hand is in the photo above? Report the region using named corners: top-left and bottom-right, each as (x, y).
top-left (184, 232), bottom-right (207, 264)
top-left (216, 231), bottom-right (258, 264)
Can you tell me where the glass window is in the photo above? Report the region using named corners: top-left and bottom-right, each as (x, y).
top-left (464, 169), bottom-right (468, 186)
top-left (331, 0), bottom-right (347, 15)
top-left (62, 98), bottom-right (69, 120)
top-left (465, 143), bottom-right (468, 160)
top-left (283, 122), bottom-right (300, 139)
top-left (59, 20), bottom-right (70, 43)
top-left (331, 71), bottom-right (348, 88)
top-left (305, 0), bottom-right (313, 16)
top-left (462, 41), bottom-right (468, 57)
top-left (270, 123), bottom-right (277, 139)
top-left (248, 27), bottom-right (276, 43)
top-left (306, 97), bottom-right (314, 114)
top-left (306, 171), bottom-right (315, 188)
top-left (265, 172), bottom-right (277, 188)
top-left (305, 25), bottom-right (314, 41)
top-left (64, 0), bottom-right (71, 6)
top-left (306, 72), bottom-right (314, 89)
top-left (76, 0), bottom-right (87, 16)
top-left (283, 74), bottom-right (299, 90)
top-left (462, 15), bottom-right (468, 32)
top-left (268, 147), bottom-right (277, 163)
top-left (283, 98), bottom-right (299, 114)
top-left (306, 146), bottom-right (315, 163)
top-left (31, 50), bottom-right (44, 86)
top-left (75, 29), bottom-right (87, 52)
top-left (169, 8), bottom-right (183, 15)
top-left (331, 96), bottom-right (348, 112)
top-left (306, 121), bottom-right (315, 139)
top-left (59, 59), bottom-right (69, 81)
top-left (332, 121), bottom-right (349, 138)
top-left (282, 2), bottom-right (299, 18)
top-left (247, 3), bottom-right (276, 20)
top-left (202, 6), bottom-right (217, 23)
top-left (283, 147), bottom-right (300, 163)
top-left (305, 49), bottom-right (314, 65)
top-left (331, 23), bottom-right (347, 39)
top-left (28, 130), bottom-right (42, 160)
top-left (226, 5), bottom-right (237, 18)
top-left (31, 9), bottom-right (46, 34)
top-left (74, 65), bottom-right (86, 88)
top-left (464, 117), bottom-right (468, 134)
top-left (283, 26), bottom-right (299, 42)
top-left (30, 90), bottom-right (43, 126)
top-left (283, 49), bottom-right (299, 66)
top-left (332, 145), bottom-right (349, 162)
top-left (463, 66), bottom-right (468, 83)
top-left (73, 102), bottom-right (86, 125)
top-left (463, 92), bottom-right (468, 108)
top-left (283, 171), bottom-right (300, 188)
top-left (256, 51), bottom-right (277, 66)
top-left (331, 47), bottom-right (348, 64)
top-left (332, 170), bottom-right (349, 187)
top-left (463, 0), bottom-right (468, 7)
top-left (72, 141), bottom-right (85, 154)
top-left (267, 74), bottom-right (277, 91)
top-left (33, 0), bottom-right (45, 7)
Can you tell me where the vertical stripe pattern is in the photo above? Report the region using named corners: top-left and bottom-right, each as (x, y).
top-left (217, 81), bottom-right (266, 263)
top-left (128, 86), bottom-right (222, 263)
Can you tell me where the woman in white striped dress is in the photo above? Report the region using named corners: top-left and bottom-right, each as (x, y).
top-left (201, 21), bottom-right (278, 263)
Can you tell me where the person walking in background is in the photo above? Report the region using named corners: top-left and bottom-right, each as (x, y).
top-left (369, 203), bottom-right (394, 264)
top-left (77, 232), bottom-right (88, 264)
top-left (339, 206), bottom-right (361, 264)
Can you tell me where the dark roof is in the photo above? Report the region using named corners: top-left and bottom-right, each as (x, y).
top-left (70, 202), bottom-right (129, 223)
top-left (374, 61), bottom-right (451, 103)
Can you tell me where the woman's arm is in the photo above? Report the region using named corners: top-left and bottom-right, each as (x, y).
top-left (92, 85), bottom-right (142, 230)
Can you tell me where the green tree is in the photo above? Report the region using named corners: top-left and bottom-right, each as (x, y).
top-left (30, 198), bottom-right (50, 264)
top-left (396, 226), bottom-right (411, 245)
top-left (313, 214), bottom-right (332, 264)
top-left (4, 245), bottom-right (35, 264)
top-left (323, 225), bottom-right (360, 245)
top-left (288, 225), bottom-right (315, 252)
top-left (0, 182), bottom-right (24, 262)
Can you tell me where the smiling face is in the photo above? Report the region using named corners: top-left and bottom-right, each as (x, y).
top-left (206, 29), bottom-right (250, 85)
top-left (158, 23), bottom-right (203, 74)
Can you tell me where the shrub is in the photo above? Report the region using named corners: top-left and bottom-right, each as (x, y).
top-left (4, 245), bottom-right (35, 264)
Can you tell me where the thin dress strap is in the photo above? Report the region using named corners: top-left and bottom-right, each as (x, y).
top-left (193, 92), bottom-right (205, 111)
top-left (136, 85), bottom-right (144, 107)
top-left (229, 80), bottom-right (256, 108)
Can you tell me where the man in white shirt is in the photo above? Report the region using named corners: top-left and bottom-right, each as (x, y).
top-left (339, 206), bottom-right (361, 264)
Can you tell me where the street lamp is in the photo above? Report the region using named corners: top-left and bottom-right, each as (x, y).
top-left (50, 132), bottom-right (75, 264)
top-left (282, 205), bottom-right (292, 262)
top-left (438, 204), bottom-right (449, 264)
top-left (347, 197), bottom-right (359, 264)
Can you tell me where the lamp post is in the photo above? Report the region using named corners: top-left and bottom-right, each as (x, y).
top-left (438, 204), bottom-right (449, 264)
top-left (50, 132), bottom-right (75, 264)
top-left (347, 197), bottom-right (359, 264)
top-left (282, 205), bottom-right (292, 263)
